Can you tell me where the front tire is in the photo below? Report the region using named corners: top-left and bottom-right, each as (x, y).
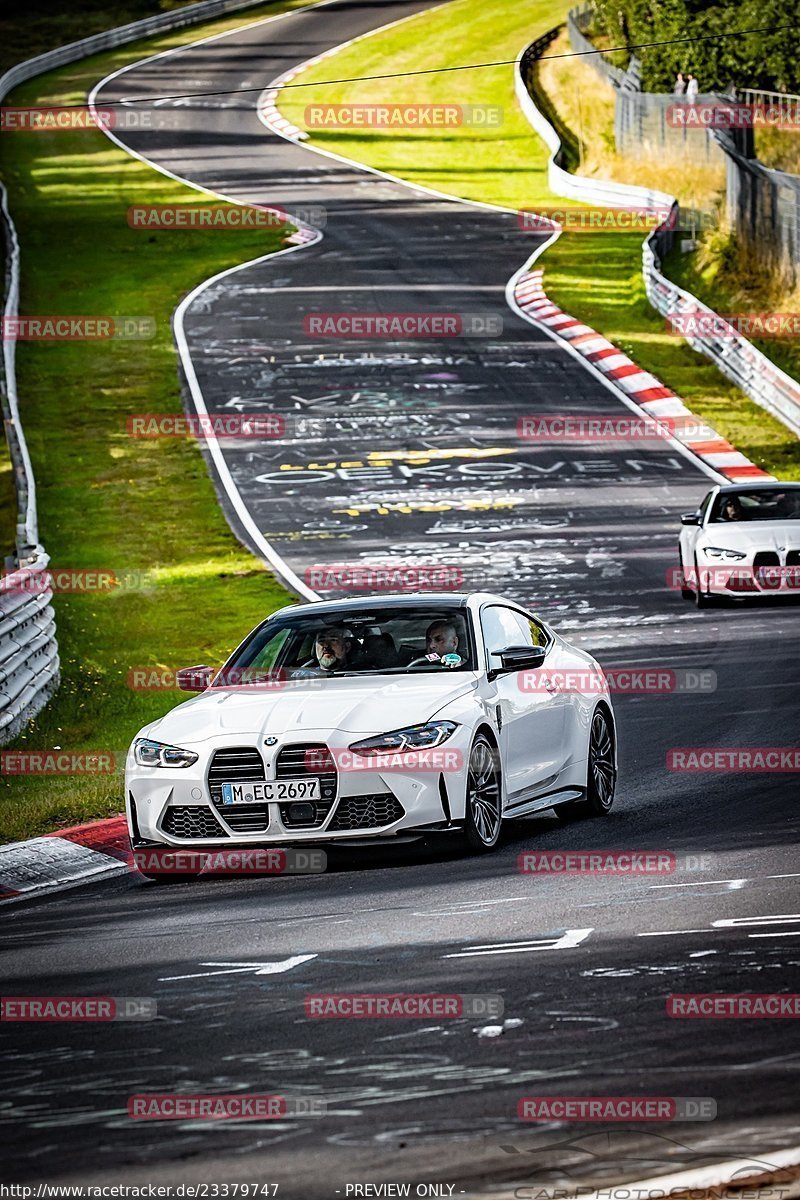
top-left (693, 555), bottom-right (719, 608)
top-left (463, 734), bottom-right (502, 852)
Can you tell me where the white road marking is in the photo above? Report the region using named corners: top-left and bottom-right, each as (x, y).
top-left (749, 931), bottom-right (800, 938)
top-left (650, 879), bottom-right (747, 889)
top-left (443, 928), bottom-right (593, 959)
top-left (159, 954), bottom-right (317, 981)
top-left (637, 928), bottom-right (710, 937)
top-left (713, 914), bottom-right (800, 927)
top-left (639, 914), bottom-right (800, 938)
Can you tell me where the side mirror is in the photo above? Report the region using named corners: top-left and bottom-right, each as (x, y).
top-left (176, 664), bottom-right (213, 692)
top-left (680, 511), bottom-right (700, 526)
top-left (490, 645), bottom-right (547, 678)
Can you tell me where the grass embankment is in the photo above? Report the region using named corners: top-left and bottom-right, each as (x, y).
top-left (280, 2), bottom-right (800, 479)
top-left (0, 1), bottom-right (312, 842)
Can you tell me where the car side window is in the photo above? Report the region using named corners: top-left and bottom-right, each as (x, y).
top-left (481, 606), bottom-right (535, 671)
top-left (527, 617), bottom-right (549, 647)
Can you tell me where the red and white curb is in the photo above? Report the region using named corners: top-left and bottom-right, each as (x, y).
top-left (258, 46), bottom-right (343, 141)
top-left (0, 815), bottom-right (131, 904)
top-left (515, 268), bottom-right (775, 482)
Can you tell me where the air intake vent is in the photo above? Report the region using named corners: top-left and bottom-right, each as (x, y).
top-left (328, 794), bottom-right (404, 832)
top-left (162, 806), bottom-right (228, 840)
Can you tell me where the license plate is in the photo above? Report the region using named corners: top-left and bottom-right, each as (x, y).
top-left (220, 778), bottom-right (321, 805)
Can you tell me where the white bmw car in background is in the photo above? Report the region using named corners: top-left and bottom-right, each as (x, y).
top-left (125, 593), bottom-right (616, 878)
top-left (679, 482), bottom-right (800, 607)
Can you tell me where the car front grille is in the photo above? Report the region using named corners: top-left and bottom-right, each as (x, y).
top-left (787, 550), bottom-right (800, 566)
top-left (754, 550), bottom-right (782, 589)
top-left (162, 806), bottom-right (228, 840)
top-left (276, 743), bottom-right (337, 828)
top-left (207, 747), bottom-right (265, 807)
top-left (328, 794), bottom-right (405, 832)
top-left (207, 748), bottom-right (271, 833)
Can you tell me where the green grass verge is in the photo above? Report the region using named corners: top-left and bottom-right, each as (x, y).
top-left (0, 1), bottom-right (315, 843)
top-left (280, 0), bottom-right (800, 481)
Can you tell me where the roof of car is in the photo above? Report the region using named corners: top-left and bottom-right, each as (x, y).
top-left (269, 592), bottom-right (509, 619)
top-left (714, 481), bottom-right (800, 493)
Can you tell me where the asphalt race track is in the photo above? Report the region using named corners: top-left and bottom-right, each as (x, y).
top-left (4, 0), bottom-right (800, 1193)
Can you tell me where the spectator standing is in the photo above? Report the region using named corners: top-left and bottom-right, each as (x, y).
top-left (673, 72), bottom-right (686, 95)
top-left (686, 74), bottom-right (699, 100)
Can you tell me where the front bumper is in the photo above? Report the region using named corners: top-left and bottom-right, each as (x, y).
top-left (693, 559), bottom-right (800, 596)
top-left (125, 728), bottom-right (470, 847)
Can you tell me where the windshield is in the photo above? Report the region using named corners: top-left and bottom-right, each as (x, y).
top-left (710, 487), bottom-right (800, 523)
top-left (215, 606), bottom-right (475, 685)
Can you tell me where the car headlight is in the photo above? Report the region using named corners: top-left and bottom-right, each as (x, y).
top-left (702, 546), bottom-right (747, 560)
top-left (349, 721), bottom-right (458, 755)
top-left (133, 738), bottom-right (198, 768)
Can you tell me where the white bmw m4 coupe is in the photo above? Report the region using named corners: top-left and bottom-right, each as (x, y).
top-left (125, 593), bottom-right (617, 877)
top-left (679, 482), bottom-right (800, 607)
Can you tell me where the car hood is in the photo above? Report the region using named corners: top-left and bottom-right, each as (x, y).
top-left (700, 520), bottom-right (800, 552)
top-left (144, 673), bottom-right (479, 744)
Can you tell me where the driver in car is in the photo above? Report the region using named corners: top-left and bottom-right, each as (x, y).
top-left (298, 626), bottom-right (361, 674)
top-left (720, 495), bottom-right (744, 522)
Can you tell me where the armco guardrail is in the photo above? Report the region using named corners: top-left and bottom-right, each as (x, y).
top-left (0, 0), bottom-right (274, 101)
top-left (0, 557), bottom-right (59, 744)
top-left (0, 0), bottom-right (281, 744)
top-left (1, 179), bottom-right (60, 744)
top-left (516, 32), bottom-right (800, 440)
